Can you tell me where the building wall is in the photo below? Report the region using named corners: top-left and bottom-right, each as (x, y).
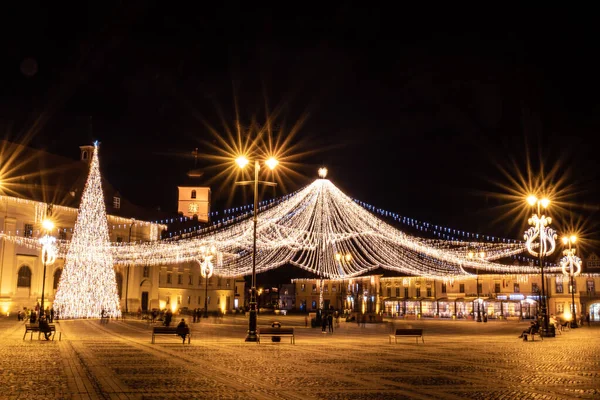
top-left (0, 194), bottom-right (244, 316)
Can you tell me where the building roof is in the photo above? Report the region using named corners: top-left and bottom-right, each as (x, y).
top-left (0, 140), bottom-right (172, 222)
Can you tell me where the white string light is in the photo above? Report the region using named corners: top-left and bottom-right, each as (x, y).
top-left (53, 143), bottom-right (122, 319)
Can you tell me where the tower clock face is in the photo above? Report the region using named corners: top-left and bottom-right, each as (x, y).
top-left (188, 203), bottom-right (199, 213)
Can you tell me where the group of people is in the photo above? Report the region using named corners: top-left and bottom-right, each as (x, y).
top-left (191, 308), bottom-right (205, 323)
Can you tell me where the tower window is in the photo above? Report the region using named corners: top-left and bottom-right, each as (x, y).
top-left (191, 190), bottom-right (197, 199)
top-left (82, 151), bottom-right (88, 160)
top-left (113, 196), bottom-right (121, 209)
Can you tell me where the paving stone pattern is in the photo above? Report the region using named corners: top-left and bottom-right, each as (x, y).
top-left (1, 315), bottom-right (598, 399)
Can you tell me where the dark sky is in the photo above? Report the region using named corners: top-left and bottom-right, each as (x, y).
top-left (1, 4), bottom-right (599, 247)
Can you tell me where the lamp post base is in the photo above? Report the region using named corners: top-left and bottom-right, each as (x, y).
top-left (245, 306), bottom-right (258, 342)
top-left (541, 325), bottom-right (556, 338)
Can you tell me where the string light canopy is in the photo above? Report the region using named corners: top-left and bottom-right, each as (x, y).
top-left (53, 142), bottom-right (122, 319)
top-left (112, 178), bottom-right (556, 279)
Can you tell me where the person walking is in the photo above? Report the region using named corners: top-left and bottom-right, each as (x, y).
top-left (321, 314), bottom-right (327, 333)
top-left (327, 313), bottom-right (333, 333)
top-left (586, 312), bottom-right (591, 327)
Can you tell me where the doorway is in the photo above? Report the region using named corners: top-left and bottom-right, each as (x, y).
top-left (141, 292), bottom-right (149, 311)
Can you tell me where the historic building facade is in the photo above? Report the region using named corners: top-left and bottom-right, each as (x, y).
top-left (0, 142), bottom-right (244, 316)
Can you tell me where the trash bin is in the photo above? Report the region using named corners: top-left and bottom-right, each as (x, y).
top-left (271, 321), bottom-right (281, 342)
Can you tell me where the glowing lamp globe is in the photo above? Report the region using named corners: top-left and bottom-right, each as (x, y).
top-left (236, 156), bottom-right (249, 169)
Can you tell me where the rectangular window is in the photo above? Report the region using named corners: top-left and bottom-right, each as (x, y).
top-left (24, 223), bottom-right (33, 238)
top-left (187, 296), bottom-right (191, 305)
top-left (332, 285), bottom-right (337, 292)
top-left (459, 284), bottom-right (465, 293)
top-left (426, 288), bottom-right (432, 297)
top-left (143, 266), bottom-right (150, 278)
top-left (441, 283), bottom-right (447, 294)
top-left (311, 300), bottom-right (316, 309)
top-left (556, 277), bottom-right (564, 293)
top-left (178, 275), bottom-right (183, 285)
top-left (514, 283), bottom-right (520, 293)
top-left (396, 287), bottom-right (400, 297)
top-left (113, 196), bottom-right (121, 209)
top-left (557, 303), bottom-right (564, 313)
top-left (167, 274), bottom-right (172, 284)
top-left (404, 288), bottom-right (409, 298)
top-left (235, 285), bottom-right (238, 294)
top-left (217, 278), bottom-right (222, 287)
top-left (324, 285), bottom-right (329, 293)
top-left (387, 288), bottom-right (391, 297)
top-left (587, 280), bottom-right (595, 293)
top-left (226, 279), bottom-right (230, 288)
top-left (531, 283), bottom-right (539, 294)
top-left (416, 288), bottom-right (421, 297)
top-left (301, 284), bottom-right (306, 292)
top-left (477, 283), bottom-right (482, 294)
top-left (494, 283), bottom-right (501, 293)
top-left (188, 275), bottom-right (193, 285)
top-left (312, 284), bottom-right (317, 292)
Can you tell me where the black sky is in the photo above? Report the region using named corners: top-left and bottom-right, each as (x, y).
top-left (1, 4), bottom-right (599, 247)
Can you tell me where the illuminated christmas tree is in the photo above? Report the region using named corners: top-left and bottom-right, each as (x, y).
top-left (54, 142), bottom-right (121, 319)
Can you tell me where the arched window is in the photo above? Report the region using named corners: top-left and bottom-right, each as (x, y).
top-left (17, 266), bottom-right (32, 287)
top-left (82, 151), bottom-right (88, 160)
top-left (53, 269), bottom-right (62, 290)
top-left (116, 272), bottom-right (123, 299)
top-left (191, 190), bottom-right (197, 199)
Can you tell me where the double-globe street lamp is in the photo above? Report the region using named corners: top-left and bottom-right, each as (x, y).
top-left (235, 155), bottom-right (278, 342)
top-left (468, 250), bottom-right (485, 322)
top-left (39, 218), bottom-right (57, 318)
top-left (524, 195), bottom-right (557, 337)
top-left (560, 235), bottom-right (581, 328)
top-left (199, 246), bottom-right (217, 318)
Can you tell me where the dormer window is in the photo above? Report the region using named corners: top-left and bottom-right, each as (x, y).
top-left (191, 190), bottom-right (197, 199)
top-left (113, 196), bottom-right (121, 209)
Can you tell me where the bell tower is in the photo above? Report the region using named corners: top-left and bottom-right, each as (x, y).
top-left (177, 148), bottom-right (211, 222)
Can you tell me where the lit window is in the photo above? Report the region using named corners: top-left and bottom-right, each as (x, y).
top-left (113, 196), bottom-right (121, 209)
top-left (143, 266), bottom-right (150, 278)
top-left (24, 223), bottom-right (33, 238)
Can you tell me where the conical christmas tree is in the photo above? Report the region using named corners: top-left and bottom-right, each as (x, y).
top-left (54, 143), bottom-right (121, 319)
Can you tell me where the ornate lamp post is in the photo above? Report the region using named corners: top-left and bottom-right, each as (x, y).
top-left (199, 246), bottom-right (216, 318)
top-left (560, 235), bottom-right (581, 328)
top-left (468, 251), bottom-right (485, 322)
top-left (235, 155), bottom-right (278, 342)
top-left (39, 218), bottom-right (57, 318)
top-left (524, 195), bottom-right (557, 337)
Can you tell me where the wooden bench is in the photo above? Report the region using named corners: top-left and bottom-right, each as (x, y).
top-left (389, 328), bottom-right (424, 344)
top-left (151, 326), bottom-right (191, 344)
top-left (23, 324), bottom-right (61, 341)
top-left (257, 327), bottom-right (295, 344)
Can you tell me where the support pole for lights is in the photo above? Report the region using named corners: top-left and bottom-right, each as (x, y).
top-left (561, 235), bottom-right (581, 328)
top-left (126, 219), bottom-right (134, 315)
top-left (524, 196), bottom-right (557, 337)
top-left (39, 218), bottom-right (56, 319)
top-left (235, 156), bottom-right (278, 342)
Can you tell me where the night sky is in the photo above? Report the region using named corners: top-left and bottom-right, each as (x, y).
top-left (2, 4), bottom-right (599, 249)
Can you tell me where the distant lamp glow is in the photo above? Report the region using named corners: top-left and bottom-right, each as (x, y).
top-left (540, 198), bottom-right (550, 209)
top-left (570, 235), bottom-right (577, 244)
top-left (527, 195), bottom-right (538, 206)
top-left (335, 253), bottom-right (341, 261)
top-left (265, 157), bottom-right (279, 170)
top-left (318, 167), bottom-right (328, 179)
top-left (42, 219), bottom-right (54, 231)
top-left (345, 254), bottom-right (352, 262)
top-left (479, 251), bottom-right (485, 259)
top-left (236, 156), bottom-right (250, 169)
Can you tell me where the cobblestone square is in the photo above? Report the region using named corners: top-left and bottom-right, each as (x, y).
top-left (1, 315), bottom-right (598, 399)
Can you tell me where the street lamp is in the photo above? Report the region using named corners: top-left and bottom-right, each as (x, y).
top-left (524, 195), bottom-right (557, 337)
top-left (235, 155), bottom-right (278, 342)
top-left (125, 218), bottom-right (135, 315)
top-left (39, 218), bottom-right (57, 318)
top-left (561, 235), bottom-right (581, 328)
top-left (199, 246), bottom-right (216, 318)
top-left (468, 251), bottom-right (485, 322)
